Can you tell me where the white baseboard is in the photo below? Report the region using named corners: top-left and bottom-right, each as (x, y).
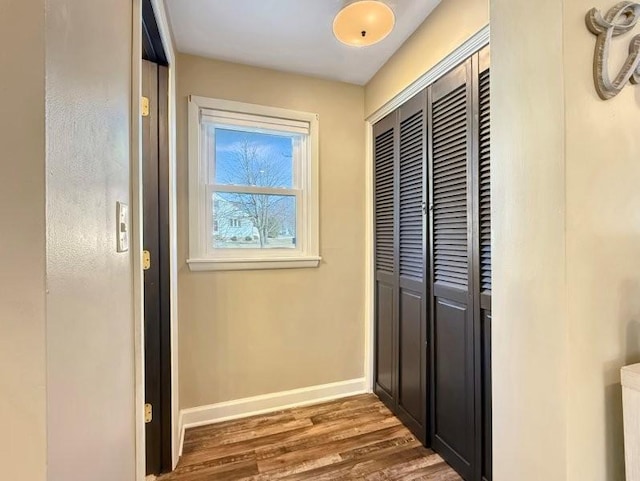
top-left (178, 377), bottom-right (367, 456)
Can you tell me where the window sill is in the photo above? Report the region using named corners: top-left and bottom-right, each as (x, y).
top-left (187, 256), bottom-right (322, 272)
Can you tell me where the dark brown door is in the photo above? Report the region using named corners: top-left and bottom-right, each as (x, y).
top-left (142, 59), bottom-right (172, 475)
top-left (428, 59), bottom-right (476, 479)
top-left (373, 48), bottom-right (492, 481)
top-left (374, 111), bottom-right (398, 408)
top-left (396, 91), bottom-right (428, 440)
top-left (427, 49), bottom-right (492, 481)
top-left (373, 93), bottom-right (429, 443)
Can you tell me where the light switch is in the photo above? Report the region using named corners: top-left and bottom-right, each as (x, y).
top-left (117, 202), bottom-right (129, 253)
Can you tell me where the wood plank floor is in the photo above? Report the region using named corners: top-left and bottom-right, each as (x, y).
top-left (160, 394), bottom-right (461, 480)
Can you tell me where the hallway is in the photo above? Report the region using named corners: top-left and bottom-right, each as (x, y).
top-left (162, 394), bottom-right (460, 480)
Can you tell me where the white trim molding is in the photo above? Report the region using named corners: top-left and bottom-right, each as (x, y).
top-left (131, 3), bottom-right (145, 480)
top-left (178, 378), bottom-right (367, 455)
top-left (187, 256), bottom-right (321, 271)
top-left (364, 124), bottom-right (375, 392)
top-left (367, 25), bottom-right (490, 123)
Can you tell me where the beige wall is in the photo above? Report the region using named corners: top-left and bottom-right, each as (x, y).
top-left (564, 0), bottom-right (640, 479)
top-left (0, 1), bottom-right (47, 479)
top-left (177, 54), bottom-right (366, 408)
top-left (491, 0), bottom-right (568, 479)
top-left (45, 0), bottom-right (136, 479)
top-left (0, 1), bottom-right (136, 479)
top-left (365, 0), bottom-right (488, 117)
top-left (492, 0), bottom-right (640, 479)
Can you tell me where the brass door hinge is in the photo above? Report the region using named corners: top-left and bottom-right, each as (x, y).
top-left (141, 96), bottom-right (150, 117)
top-left (145, 403), bottom-right (153, 423)
top-left (143, 250), bottom-right (151, 270)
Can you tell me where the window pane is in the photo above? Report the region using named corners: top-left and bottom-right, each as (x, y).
top-left (213, 128), bottom-right (296, 188)
top-left (212, 192), bottom-right (296, 249)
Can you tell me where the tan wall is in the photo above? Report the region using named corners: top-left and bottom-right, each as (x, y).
top-left (0, 1), bottom-right (47, 479)
top-left (564, 1), bottom-right (640, 479)
top-left (492, 0), bottom-right (640, 479)
top-left (365, 0), bottom-right (488, 117)
top-left (490, 0), bottom-right (568, 479)
top-left (45, 0), bottom-right (136, 479)
top-left (177, 54), bottom-right (366, 408)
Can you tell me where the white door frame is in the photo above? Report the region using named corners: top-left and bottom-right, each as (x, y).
top-left (131, 0), bottom-right (179, 478)
top-left (363, 25), bottom-right (490, 392)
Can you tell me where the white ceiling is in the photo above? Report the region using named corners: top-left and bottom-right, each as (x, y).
top-left (165, 0), bottom-right (441, 85)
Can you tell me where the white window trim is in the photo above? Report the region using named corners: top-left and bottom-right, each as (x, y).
top-left (187, 96), bottom-right (320, 271)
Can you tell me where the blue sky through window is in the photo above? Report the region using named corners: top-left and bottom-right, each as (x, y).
top-left (214, 128), bottom-right (294, 188)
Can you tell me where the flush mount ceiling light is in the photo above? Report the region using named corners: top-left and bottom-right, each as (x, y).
top-left (333, 0), bottom-right (396, 47)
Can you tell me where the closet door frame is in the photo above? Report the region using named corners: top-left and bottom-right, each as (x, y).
top-left (471, 51), bottom-right (482, 481)
top-left (476, 45), bottom-right (492, 481)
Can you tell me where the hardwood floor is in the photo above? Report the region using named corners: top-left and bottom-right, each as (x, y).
top-left (161, 394), bottom-right (461, 480)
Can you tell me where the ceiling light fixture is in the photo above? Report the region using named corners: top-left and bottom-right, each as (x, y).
top-left (333, 0), bottom-right (396, 48)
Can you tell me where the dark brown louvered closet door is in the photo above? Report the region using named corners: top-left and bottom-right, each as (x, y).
top-left (373, 47), bottom-right (491, 481)
top-left (373, 94), bottom-right (428, 443)
top-left (396, 92), bottom-right (427, 440)
top-left (374, 112), bottom-right (398, 405)
top-left (476, 46), bottom-right (492, 481)
top-left (428, 60), bottom-right (475, 480)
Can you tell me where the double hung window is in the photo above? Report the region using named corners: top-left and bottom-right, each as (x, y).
top-left (187, 97), bottom-right (320, 271)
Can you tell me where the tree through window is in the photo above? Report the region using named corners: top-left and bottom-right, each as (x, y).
top-left (212, 130), bottom-right (297, 249)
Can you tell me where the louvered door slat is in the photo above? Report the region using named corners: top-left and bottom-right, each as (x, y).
top-left (399, 110), bottom-right (424, 280)
top-left (479, 67), bottom-right (491, 293)
top-left (432, 96), bottom-right (466, 120)
top-left (375, 128), bottom-right (395, 274)
top-left (433, 83), bottom-right (468, 290)
top-left (432, 116), bottom-right (468, 140)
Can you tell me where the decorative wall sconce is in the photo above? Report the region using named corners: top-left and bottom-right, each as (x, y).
top-left (586, 1), bottom-right (640, 99)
